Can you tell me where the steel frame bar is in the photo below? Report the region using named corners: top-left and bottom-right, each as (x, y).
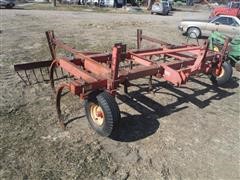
top-left (15, 29), bottom-right (228, 99)
top-left (135, 46), bottom-right (204, 57)
top-left (58, 58), bottom-right (99, 83)
top-left (129, 53), bottom-right (155, 66)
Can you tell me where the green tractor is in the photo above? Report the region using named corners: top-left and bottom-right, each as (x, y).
top-left (208, 31), bottom-right (240, 71)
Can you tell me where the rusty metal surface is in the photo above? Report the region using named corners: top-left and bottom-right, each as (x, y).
top-left (14, 29), bottom-right (226, 92)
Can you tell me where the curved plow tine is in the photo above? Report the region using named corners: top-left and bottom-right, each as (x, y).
top-left (148, 75), bottom-right (153, 92)
top-left (54, 68), bottom-right (58, 79)
top-left (56, 83), bottom-right (70, 130)
top-left (14, 60), bottom-right (53, 85)
top-left (60, 68), bottom-right (65, 77)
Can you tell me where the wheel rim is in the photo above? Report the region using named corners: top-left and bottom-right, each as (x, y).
top-left (213, 46), bottom-right (220, 52)
top-left (189, 29), bottom-right (199, 38)
top-left (89, 103), bottom-right (105, 126)
top-left (217, 67), bottom-right (225, 78)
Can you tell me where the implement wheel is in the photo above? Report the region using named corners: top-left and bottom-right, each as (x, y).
top-left (84, 91), bottom-right (120, 137)
top-left (210, 62), bottom-right (233, 86)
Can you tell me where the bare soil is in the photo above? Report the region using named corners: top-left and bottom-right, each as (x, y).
top-left (0, 6), bottom-right (240, 180)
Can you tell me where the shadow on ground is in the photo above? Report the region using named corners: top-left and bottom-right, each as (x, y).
top-left (59, 75), bottom-right (239, 142)
top-left (112, 76), bottom-right (239, 142)
top-left (172, 8), bottom-right (200, 13)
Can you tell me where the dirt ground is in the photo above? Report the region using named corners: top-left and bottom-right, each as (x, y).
top-left (1, 5), bottom-right (240, 180)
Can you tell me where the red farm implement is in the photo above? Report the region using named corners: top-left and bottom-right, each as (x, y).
top-left (14, 29), bottom-right (233, 137)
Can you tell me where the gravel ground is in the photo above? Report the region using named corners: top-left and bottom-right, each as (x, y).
top-left (0, 6), bottom-right (240, 180)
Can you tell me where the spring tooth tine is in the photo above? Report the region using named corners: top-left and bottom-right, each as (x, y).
top-left (61, 68), bottom-right (64, 77)
top-left (149, 75), bottom-right (153, 91)
top-left (17, 71), bottom-right (28, 85)
top-left (46, 67), bottom-right (50, 81)
top-left (54, 68), bottom-right (58, 79)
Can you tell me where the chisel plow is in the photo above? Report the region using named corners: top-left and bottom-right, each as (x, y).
top-left (14, 29), bottom-right (232, 137)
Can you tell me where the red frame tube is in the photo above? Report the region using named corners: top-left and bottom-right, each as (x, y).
top-left (44, 30), bottom-right (228, 98)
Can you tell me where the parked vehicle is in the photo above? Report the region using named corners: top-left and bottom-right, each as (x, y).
top-left (0, 0), bottom-right (15, 8)
top-left (151, 2), bottom-right (170, 15)
top-left (178, 15), bottom-right (240, 38)
top-left (210, 1), bottom-right (240, 18)
top-left (163, 0), bottom-right (174, 10)
top-left (173, 0), bottom-right (201, 4)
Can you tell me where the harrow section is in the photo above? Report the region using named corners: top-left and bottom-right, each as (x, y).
top-left (14, 29), bottom-right (233, 137)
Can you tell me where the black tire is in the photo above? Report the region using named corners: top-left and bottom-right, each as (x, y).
top-left (210, 62), bottom-right (233, 86)
top-left (187, 27), bottom-right (201, 38)
top-left (163, 11), bottom-right (169, 16)
top-left (84, 91), bottom-right (120, 137)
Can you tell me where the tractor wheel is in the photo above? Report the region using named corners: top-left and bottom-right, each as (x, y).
top-left (84, 91), bottom-right (120, 137)
top-left (210, 62), bottom-right (233, 86)
top-left (187, 27), bottom-right (201, 39)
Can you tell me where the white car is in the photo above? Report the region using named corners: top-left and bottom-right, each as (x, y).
top-left (151, 2), bottom-right (170, 15)
top-left (178, 15), bottom-right (240, 38)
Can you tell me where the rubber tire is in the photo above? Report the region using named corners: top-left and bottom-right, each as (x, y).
top-left (187, 27), bottom-right (201, 38)
top-left (84, 91), bottom-right (120, 137)
top-left (210, 62), bottom-right (233, 86)
top-left (163, 11), bottom-right (169, 16)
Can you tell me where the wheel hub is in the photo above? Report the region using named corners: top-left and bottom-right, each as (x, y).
top-left (89, 103), bottom-right (105, 126)
top-left (217, 67), bottom-right (225, 78)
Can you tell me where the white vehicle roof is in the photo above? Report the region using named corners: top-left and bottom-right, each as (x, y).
top-left (218, 15), bottom-right (240, 23)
